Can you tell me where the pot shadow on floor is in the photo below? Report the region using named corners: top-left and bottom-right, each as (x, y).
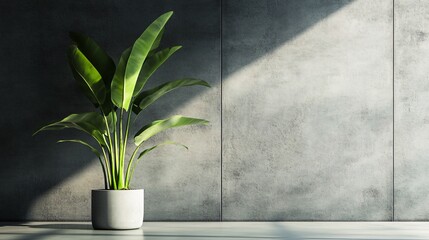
top-left (26, 223), bottom-right (93, 230)
top-left (0, 222), bottom-right (92, 230)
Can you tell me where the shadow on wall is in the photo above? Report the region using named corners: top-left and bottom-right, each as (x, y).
top-left (0, 0), bottom-right (352, 220)
top-left (222, 0), bottom-right (354, 74)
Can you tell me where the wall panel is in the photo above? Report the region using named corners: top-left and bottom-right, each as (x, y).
top-left (222, 0), bottom-right (393, 220)
top-left (394, 0), bottom-right (429, 220)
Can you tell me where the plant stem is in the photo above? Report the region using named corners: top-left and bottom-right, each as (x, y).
top-left (113, 129), bottom-right (119, 189)
top-left (117, 109), bottom-right (125, 189)
top-left (125, 144), bottom-right (142, 188)
top-left (98, 156), bottom-right (108, 189)
top-left (122, 110), bottom-right (133, 188)
top-left (102, 114), bottom-right (116, 190)
top-left (101, 147), bottom-right (111, 189)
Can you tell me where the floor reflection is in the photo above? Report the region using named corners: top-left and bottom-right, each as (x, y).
top-left (0, 222), bottom-right (428, 240)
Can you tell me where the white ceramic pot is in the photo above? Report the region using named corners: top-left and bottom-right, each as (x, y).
top-left (91, 189), bottom-right (144, 230)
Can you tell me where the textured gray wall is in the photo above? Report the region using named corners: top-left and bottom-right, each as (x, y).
top-left (394, 0), bottom-right (429, 220)
top-left (0, 0), bottom-right (220, 221)
top-left (222, 0), bottom-right (393, 220)
top-left (0, 0), bottom-right (426, 221)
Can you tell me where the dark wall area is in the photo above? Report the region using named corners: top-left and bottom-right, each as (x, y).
top-left (0, 0), bottom-right (220, 220)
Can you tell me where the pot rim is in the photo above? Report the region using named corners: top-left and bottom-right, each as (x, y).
top-left (92, 189), bottom-right (144, 192)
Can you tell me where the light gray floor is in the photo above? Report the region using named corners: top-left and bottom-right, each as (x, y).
top-left (1, 222), bottom-right (429, 240)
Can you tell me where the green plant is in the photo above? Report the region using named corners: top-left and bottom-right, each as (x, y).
top-left (34, 11), bottom-right (210, 190)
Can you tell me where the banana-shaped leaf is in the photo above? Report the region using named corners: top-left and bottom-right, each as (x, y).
top-left (111, 48), bottom-right (131, 110)
top-left (133, 78), bottom-right (210, 114)
top-left (133, 46), bottom-right (182, 97)
top-left (134, 115), bottom-right (209, 145)
top-left (68, 45), bottom-right (107, 110)
top-left (69, 32), bottom-right (116, 88)
top-left (69, 32), bottom-right (115, 113)
top-left (111, 11), bottom-right (173, 111)
top-left (34, 112), bottom-right (107, 146)
top-left (150, 27), bottom-right (164, 52)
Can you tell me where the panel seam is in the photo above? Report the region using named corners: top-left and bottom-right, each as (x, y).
top-left (220, 0), bottom-right (223, 222)
top-left (392, 0), bottom-right (395, 222)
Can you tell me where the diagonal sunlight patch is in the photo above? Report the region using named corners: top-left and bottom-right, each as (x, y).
top-left (28, 160), bottom-right (103, 220)
top-left (222, 0), bottom-right (393, 220)
top-left (25, 0), bottom-right (362, 221)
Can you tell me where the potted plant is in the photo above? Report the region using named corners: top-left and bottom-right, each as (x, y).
top-left (34, 11), bottom-right (210, 230)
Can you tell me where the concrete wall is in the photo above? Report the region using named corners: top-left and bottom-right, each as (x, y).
top-left (0, 0), bottom-right (220, 221)
top-left (394, 0), bottom-right (429, 220)
top-left (0, 0), bottom-right (426, 221)
top-left (222, 0), bottom-right (393, 220)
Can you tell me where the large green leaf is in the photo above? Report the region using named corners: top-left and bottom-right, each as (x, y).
top-left (134, 115), bottom-right (209, 145)
top-left (69, 32), bottom-right (116, 88)
top-left (111, 48), bottom-right (131, 109)
top-left (133, 78), bottom-right (210, 114)
top-left (111, 11), bottom-right (173, 111)
top-left (69, 32), bottom-right (116, 114)
top-left (150, 27), bottom-right (164, 52)
top-left (133, 46), bottom-right (182, 97)
top-left (68, 45), bottom-right (107, 109)
top-left (34, 112), bottom-right (107, 146)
